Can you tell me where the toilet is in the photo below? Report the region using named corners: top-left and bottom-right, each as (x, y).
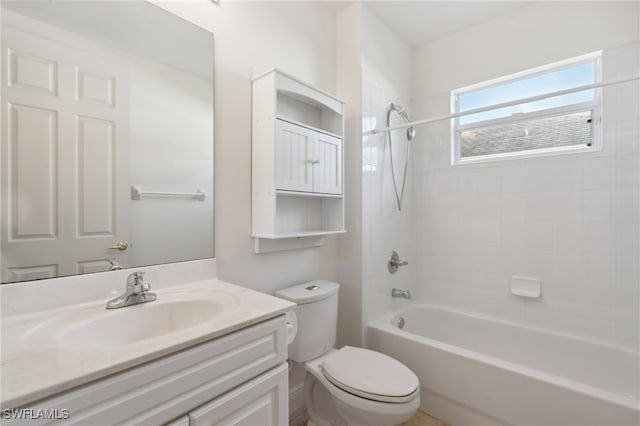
top-left (276, 281), bottom-right (420, 426)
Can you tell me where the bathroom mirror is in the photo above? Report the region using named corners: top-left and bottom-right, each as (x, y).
top-left (0, 1), bottom-right (214, 284)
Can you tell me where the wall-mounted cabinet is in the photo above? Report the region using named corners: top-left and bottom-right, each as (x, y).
top-left (252, 69), bottom-right (345, 253)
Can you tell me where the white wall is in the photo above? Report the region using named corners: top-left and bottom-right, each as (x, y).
top-left (336, 3), bottom-right (364, 349)
top-left (153, 1), bottom-right (340, 420)
top-left (411, 1), bottom-right (639, 350)
top-left (360, 5), bottom-right (413, 330)
top-left (155, 1), bottom-right (339, 295)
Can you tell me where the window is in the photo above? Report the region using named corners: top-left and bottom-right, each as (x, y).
top-left (451, 52), bottom-right (602, 164)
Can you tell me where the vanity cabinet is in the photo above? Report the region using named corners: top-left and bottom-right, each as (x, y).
top-left (7, 316), bottom-right (288, 426)
top-left (188, 364), bottom-right (286, 425)
top-left (252, 69), bottom-right (345, 253)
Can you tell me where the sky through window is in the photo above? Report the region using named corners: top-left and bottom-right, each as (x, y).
top-left (458, 62), bottom-right (596, 125)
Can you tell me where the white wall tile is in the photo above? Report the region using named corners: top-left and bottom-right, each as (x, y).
top-left (474, 193), bottom-right (502, 221)
top-left (584, 156), bottom-right (616, 190)
top-left (615, 120), bottom-right (640, 156)
top-left (404, 2), bottom-right (638, 349)
top-left (616, 221), bottom-right (639, 257)
top-left (615, 82), bottom-right (640, 123)
top-left (500, 220), bottom-right (555, 251)
top-left (550, 252), bottom-right (585, 288)
top-left (615, 126), bottom-right (640, 155)
top-left (583, 253), bottom-right (616, 288)
top-left (615, 154), bottom-right (640, 189)
top-left (436, 170), bottom-right (460, 195)
top-left (611, 188), bottom-right (640, 222)
top-left (616, 254), bottom-right (640, 290)
top-left (583, 221), bottom-right (616, 254)
top-left (500, 165), bottom-right (531, 193)
top-left (361, 4), bottom-right (413, 326)
top-left (583, 190), bottom-right (612, 221)
top-left (459, 166), bottom-right (502, 194)
top-left (554, 221), bottom-right (584, 253)
top-left (613, 313), bottom-right (640, 351)
top-left (501, 193), bottom-right (526, 221)
top-left (531, 161), bottom-right (584, 193)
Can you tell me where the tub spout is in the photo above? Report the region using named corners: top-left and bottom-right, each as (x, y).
top-left (392, 288), bottom-right (411, 299)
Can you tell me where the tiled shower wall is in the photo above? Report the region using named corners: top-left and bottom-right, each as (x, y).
top-left (361, 5), bottom-right (414, 329)
top-left (410, 2), bottom-right (639, 350)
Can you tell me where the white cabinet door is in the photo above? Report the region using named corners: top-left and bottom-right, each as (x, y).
top-left (189, 364), bottom-right (288, 426)
top-left (275, 119), bottom-right (313, 192)
top-left (314, 132), bottom-right (342, 195)
top-left (275, 119), bottom-right (342, 195)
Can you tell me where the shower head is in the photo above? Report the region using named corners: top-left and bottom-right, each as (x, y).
top-left (406, 125), bottom-right (415, 141)
top-left (389, 103), bottom-right (415, 141)
top-left (386, 103), bottom-right (414, 211)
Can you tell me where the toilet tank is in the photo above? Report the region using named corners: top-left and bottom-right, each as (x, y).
top-left (275, 281), bottom-right (339, 363)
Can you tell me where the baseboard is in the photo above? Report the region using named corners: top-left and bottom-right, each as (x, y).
top-left (289, 383), bottom-right (306, 421)
top-left (290, 409), bottom-right (308, 426)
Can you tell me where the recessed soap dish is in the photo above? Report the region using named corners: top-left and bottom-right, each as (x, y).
top-left (511, 276), bottom-right (541, 298)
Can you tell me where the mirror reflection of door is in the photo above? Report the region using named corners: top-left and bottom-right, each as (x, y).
top-left (1, 15), bottom-right (129, 282)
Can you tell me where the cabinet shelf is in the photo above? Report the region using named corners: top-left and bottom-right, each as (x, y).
top-left (275, 189), bottom-right (343, 198)
top-left (252, 69), bottom-right (345, 253)
top-left (251, 230), bottom-right (346, 239)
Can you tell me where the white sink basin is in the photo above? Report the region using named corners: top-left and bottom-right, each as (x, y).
top-left (23, 292), bottom-right (238, 349)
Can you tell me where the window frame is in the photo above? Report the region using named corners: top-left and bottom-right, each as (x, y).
top-left (451, 51), bottom-right (603, 165)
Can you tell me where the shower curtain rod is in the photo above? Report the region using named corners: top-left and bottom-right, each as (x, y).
top-left (365, 74), bottom-right (640, 136)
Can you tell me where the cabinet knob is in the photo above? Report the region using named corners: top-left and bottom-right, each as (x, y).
top-left (308, 159), bottom-right (320, 164)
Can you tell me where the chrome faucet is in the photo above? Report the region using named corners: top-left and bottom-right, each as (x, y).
top-left (391, 288), bottom-right (412, 300)
top-left (388, 251), bottom-right (408, 274)
top-left (108, 258), bottom-right (123, 271)
top-left (106, 271), bottom-right (156, 309)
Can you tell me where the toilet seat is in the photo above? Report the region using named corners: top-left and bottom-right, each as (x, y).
top-left (320, 346), bottom-right (419, 403)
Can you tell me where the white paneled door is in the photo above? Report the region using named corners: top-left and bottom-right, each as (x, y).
top-left (1, 24), bottom-right (129, 282)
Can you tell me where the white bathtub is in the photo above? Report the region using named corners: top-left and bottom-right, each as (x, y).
top-left (367, 304), bottom-right (640, 426)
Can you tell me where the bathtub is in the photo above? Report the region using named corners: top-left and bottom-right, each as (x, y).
top-left (367, 304), bottom-right (640, 426)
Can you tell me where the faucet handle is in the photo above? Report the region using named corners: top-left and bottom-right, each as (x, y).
top-left (388, 251), bottom-right (409, 274)
top-left (127, 271), bottom-right (145, 287)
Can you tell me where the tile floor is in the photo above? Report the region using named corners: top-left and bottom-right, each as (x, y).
top-left (290, 410), bottom-right (450, 426)
top-left (401, 410), bottom-right (450, 426)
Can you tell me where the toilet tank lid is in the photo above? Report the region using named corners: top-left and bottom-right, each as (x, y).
top-left (275, 280), bottom-right (339, 304)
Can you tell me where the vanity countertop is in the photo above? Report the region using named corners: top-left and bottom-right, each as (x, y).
top-left (0, 278), bottom-right (295, 408)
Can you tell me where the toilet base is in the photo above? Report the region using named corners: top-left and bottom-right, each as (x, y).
top-left (303, 353), bottom-right (419, 426)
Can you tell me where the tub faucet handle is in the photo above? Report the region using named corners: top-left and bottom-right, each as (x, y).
top-left (388, 251), bottom-right (408, 274)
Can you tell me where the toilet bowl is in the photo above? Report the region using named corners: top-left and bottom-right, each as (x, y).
top-left (275, 281), bottom-right (420, 426)
top-left (305, 347), bottom-right (420, 426)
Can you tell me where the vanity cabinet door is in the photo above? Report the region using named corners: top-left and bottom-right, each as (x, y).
top-left (189, 363), bottom-right (288, 426)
